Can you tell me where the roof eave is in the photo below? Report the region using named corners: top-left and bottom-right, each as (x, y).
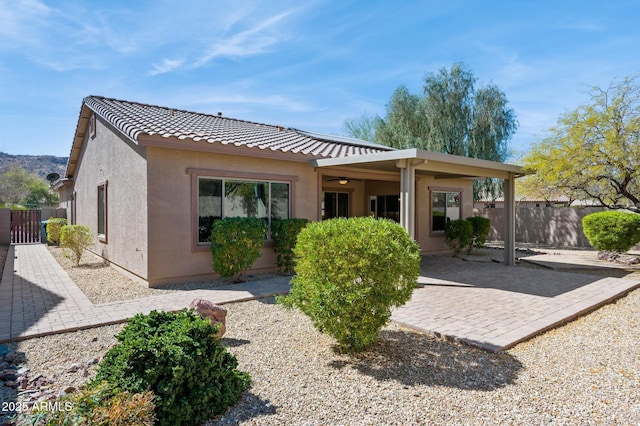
top-left (313, 148), bottom-right (528, 179)
top-left (64, 103), bottom-right (93, 179)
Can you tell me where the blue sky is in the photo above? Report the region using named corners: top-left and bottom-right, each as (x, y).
top-left (1, 0), bottom-right (639, 159)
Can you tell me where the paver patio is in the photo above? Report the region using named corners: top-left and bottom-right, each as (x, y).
top-left (1, 244), bottom-right (639, 352)
top-left (392, 253), bottom-right (640, 351)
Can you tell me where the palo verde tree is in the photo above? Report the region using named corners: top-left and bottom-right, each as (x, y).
top-left (522, 75), bottom-right (640, 212)
top-left (345, 63), bottom-right (518, 201)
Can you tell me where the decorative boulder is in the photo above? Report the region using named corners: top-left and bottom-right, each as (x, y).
top-left (189, 299), bottom-right (227, 338)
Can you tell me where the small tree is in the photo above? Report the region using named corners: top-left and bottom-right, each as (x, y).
top-left (210, 217), bottom-right (267, 282)
top-left (466, 216), bottom-right (491, 253)
top-left (444, 219), bottom-right (473, 256)
top-left (46, 217), bottom-right (67, 246)
top-left (60, 224), bottom-right (93, 266)
top-left (582, 211), bottom-right (640, 252)
top-left (522, 75), bottom-right (640, 212)
top-left (271, 218), bottom-right (309, 275)
top-left (278, 217), bottom-right (421, 352)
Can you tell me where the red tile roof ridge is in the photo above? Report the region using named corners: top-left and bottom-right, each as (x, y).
top-left (85, 94), bottom-right (295, 132)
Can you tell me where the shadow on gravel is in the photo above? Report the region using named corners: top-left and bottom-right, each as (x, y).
top-left (328, 328), bottom-right (523, 391)
top-left (222, 338), bottom-right (251, 348)
top-left (76, 262), bottom-right (110, 270)
top-left (207, 392), bottom-right (277, 426)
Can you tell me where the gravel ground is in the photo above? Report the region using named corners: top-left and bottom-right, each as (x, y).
top-left (46, 246), bottom-right (277, 303)
top-left (2, 244), bottom-right (639, 425)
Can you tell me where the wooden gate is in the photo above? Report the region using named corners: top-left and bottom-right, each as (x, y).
top-left (10, 210), bottom-right (42, 243)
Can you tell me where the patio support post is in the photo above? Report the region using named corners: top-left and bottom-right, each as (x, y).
top-left (504, 172), bottom-right (516, 266)
top-left (398, 159), bottom-right (416, 239)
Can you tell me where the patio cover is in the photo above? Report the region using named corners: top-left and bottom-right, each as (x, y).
top-left (312, 148), bottom-right (527, 266)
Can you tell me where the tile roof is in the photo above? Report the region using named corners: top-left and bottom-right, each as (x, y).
top-left (83, 95), bottom-right (393, 159)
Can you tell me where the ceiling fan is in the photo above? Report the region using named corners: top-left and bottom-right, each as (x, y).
top-left (326, 176), bottom-right (362, 185)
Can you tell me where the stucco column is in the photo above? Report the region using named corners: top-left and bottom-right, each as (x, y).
top-left (504, 173), bottom-right (516, 266)
top-left (0, 208), bottom-right (10, 245)
top-left (398, 160), bottom-right (416, 239)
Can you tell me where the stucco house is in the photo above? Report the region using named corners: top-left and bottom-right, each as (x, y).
top-left (58, 96), bottom-right (525, 286)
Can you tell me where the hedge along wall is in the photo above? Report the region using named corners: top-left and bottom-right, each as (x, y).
top-left (478, 206), bottom-right (619, 248)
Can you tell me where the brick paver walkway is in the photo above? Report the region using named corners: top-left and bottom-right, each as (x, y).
top-left (1, 244), bottom-right (639, 352)
top-left (0, 244), bottom-right (291, 342)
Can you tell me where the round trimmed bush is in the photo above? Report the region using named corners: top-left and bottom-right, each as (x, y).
top-left (466, 216), bottom-right (491, 253)
top-left (92, 310), bottom-right (250, 426)
top-left (278, 217), bottom-right (421, 351)
top-left (582, 210), bottom-right (640, 252)
top-left (210, 217), bottom-right (267, 281)
top-left (444, 219), bottom-right (473, 256)
top-left (45, 217), bottom-right (67, 246)
top-left (271, 218), bottom-right (310, 275)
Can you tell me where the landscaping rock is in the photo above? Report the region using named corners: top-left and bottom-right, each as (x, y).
top-left (1, 369), bottom-right (17, 382)
top-left (189, 298), bottom-right (227, 338)
top-left (597, 251), bottom-right (640, 265)
top-left (65, 363), bottom-right (81, 373)
top-left (0, 345), bottom-right (10, 359)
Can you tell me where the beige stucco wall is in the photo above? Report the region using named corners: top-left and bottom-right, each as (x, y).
top-left (145, 146), bottom-right (319, 285)
top-left (71, 116), bottom-right (149, 279)
top-left (481, 206), bottom-right (608, 247)
top-left (0, 208), bottom-right (10, 245)
top-left (416, 176), bottom-right (475, 254)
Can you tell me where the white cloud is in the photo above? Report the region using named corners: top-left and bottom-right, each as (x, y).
top-left (559, 18), bottom-right (605, 32)
top-left (0, 0), bottom-right (52, 50)
top-left (184, 91), bottom-right (314, 114)
top-left (193, 10), bottom-right (295, 67)
top-left (149, 58), bottom-right (185, 76)
top-left (0, 1), bottom-right (139, 71)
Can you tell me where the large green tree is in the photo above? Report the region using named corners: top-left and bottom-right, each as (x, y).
top-left (343, 112), bottom-right (379, 142)
top-left (345, 63), bottom-right (518, 200)
top-left (522, 75), bottom-right (640, 212)
top-left (0, 165), bottom-right (58, 207)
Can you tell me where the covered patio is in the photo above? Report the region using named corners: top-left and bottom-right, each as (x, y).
top-left (314, 148), bottom-right (526, 265)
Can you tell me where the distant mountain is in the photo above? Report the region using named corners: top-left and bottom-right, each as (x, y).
top-left (0, 152), bottom-right (68, 181)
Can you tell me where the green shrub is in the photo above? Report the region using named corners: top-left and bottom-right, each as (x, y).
top-left (92, 310), bottom-right (250, 426)
top-left (46, 217), bottom-right (67, 246)
top-left (444, 219), bottom-right (473, 256)
top-left (466, 216), bottom-right (491, 253)
top-left (60, 224), bottom-right (93, 266)
top-left (271, 218), bottom-right (309, 275)
top-left (210, 217), bottom-right (267, 281)
top-left (28, 381), bottom-right (156, 426)
top-left (582, 210), bottom-right (640, 252)
top-left (278, 217), bottom-right (421, 352)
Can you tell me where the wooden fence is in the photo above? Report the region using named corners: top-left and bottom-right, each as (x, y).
top-left (10, 209), bottom-right (42, 244)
